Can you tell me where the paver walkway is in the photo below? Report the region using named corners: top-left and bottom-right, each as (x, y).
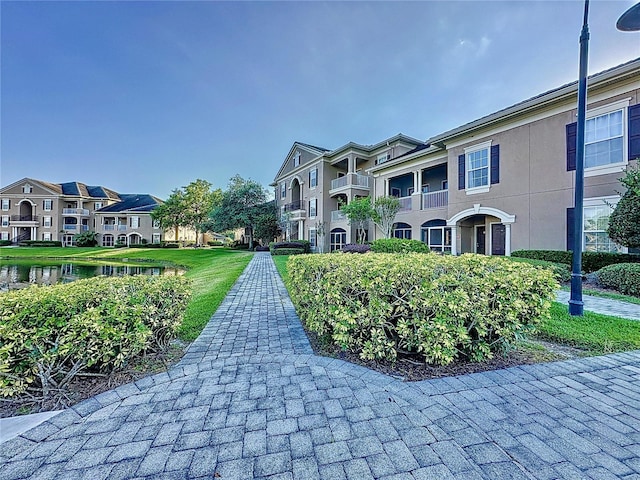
top-left (1, 253), bottom-right (640, 480)
top-left (555, 290), bottom-right (640, 320)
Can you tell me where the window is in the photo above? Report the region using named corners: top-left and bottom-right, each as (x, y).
top-left (0, 232), bottom-right (8, 241)
top-left (390, 187), bottom-right (401, 198)
top-left (309, 198), bottom-right (317, 218)
top-left (94, 202), bottom-right (103, 210)
top-left (408, 187), bottom-right (415, 196)
top-left (585, 109), bottom-right (623, 169)
top-left (330, 228), bottom-right (347, 252)
top-left (421, 185), bottom-right (430, 194)
top-left (393, 222), bottom-right (412, 239)
top-left (421, 220), bottom-right (451, 253)
top-left (1, 199), bottom-right (9, 211)
top-left (102, 235), bottom-right (114, 247)
top-left (583, 198), bottom-right (623, 253)
top-left (281, 183), bottom-right (286, 199)
top-left (294, 152), bottom-right (301, 167)
top-left (23, 185), bottom-right (32, 194)
top-left (43, 199), bottom-right (53, 211)
top-left (1, 216), bottom-right (8, 227)
top-left (442, 180), bottom-right (448, 190)
top-left (152, 233), bottom-right (161, 244)
top-left (130, 216), bottom-right (140, 228)
top-left (309, 168), bottom-right (318, 188)
top-left (117, 234), bottom-right (127, 245)
top-left (377, 153), bottom-right (390, 165)
top-left (467, 147), bottom-right (489, 189)
top-left (153, 219), bottom-right (160, 229)
top-left (43, 216), bottom-right (52, 227)
top-left (42, 232), bottom-right (52, 241)
top-left (309, 229), bottom-right (317, 250)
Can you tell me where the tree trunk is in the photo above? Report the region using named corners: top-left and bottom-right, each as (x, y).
top-left (174, 225), bottom-right (179, 242)
top-left (248, 226), bottom-right (254, 250)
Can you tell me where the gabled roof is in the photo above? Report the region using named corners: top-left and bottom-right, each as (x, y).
top-left (273, 142), bottom-right (331, 181)
top-left (0, 177), bottom-right (62, 195)
top-left (325, 133), bottom-right (425, 159)
top-left (86, 185), bottom-right (121, 200)
top-left (95, 194), bottom-right (162, 213)
top-left (428, 57), bottom-right (640, 146)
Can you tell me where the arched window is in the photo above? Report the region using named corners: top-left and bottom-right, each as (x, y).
top-left (392, 222), bottom-right (412, 239)
top-left (330, 228), bottom-right (347, 252)
top-left (421, 219), bottom-right (452, 253)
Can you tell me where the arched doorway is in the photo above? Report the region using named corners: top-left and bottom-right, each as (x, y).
top-left (447, 206), bottom-right (515, 256)
top-left (330, 228), bottom-right (347, 252)
top-left (392, 222), bottom-right (412, 239)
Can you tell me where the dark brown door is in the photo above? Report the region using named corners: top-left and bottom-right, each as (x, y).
top-left (476, 226), bottom-right (486, 254)
top-left (491, 224), bottom-right (506, 256)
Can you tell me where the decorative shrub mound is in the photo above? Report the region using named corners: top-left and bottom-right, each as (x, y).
top-left (0, 275), bottom-right (191, 398)
top-left (208, 240), bottom-right (225, 247)
top-left (511, 249), bottom-right (640, 273)
top-left (340, 244), bottom-right (371, 254)
top-left (371, 238), bottom-right (430, 253)
top-left (272, 248), bottom-right (305, 256)
top-left (254, 245), bottom-right (270, 252)
top-left (508, 257), bottom-right (571, 282)
top-left (596, 263), bottom-right (640, 297)
top-left (270, 241), bottom-right (311, 254)
top-left (0, 240), bottom-right (12, 246)
top-left (287, 253), bottom-right (557, 366)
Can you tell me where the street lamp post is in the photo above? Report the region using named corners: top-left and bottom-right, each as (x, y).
top-left (569, 0), bottom-right (590, 316)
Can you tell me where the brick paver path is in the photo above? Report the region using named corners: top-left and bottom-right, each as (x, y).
top-left (1, 253), bottom-right (640, 479)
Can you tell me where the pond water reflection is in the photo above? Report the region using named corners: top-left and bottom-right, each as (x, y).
top-left (1, 262), bottom-right (184, 291)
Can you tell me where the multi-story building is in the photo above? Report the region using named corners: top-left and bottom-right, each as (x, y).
top-left (0, 178), bottom-right (164, 246)
top-left (272, 135), bottom-right (425, 251)
top-left (274, 58), bottom-right (640, 255)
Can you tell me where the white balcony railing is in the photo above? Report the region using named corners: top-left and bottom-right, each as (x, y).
top-left (104, 225), bottom-right (115, 231)
top-left (62, 208), bottom-right (90, 216)
top-left (330, 173), bottom-right (371, 191)
top-left (63, 225), bottom-right (77, 231)
top-left (331, 210), bottom-right (347, 222)
top-left (398, 196), bottom-right (412, 212)
top-left (118, 225), bottom-right (127, 231)
top-left (422, 189), bottom-right (448, 209)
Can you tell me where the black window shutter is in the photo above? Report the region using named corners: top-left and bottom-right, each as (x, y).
top-left (458, 154), bottom-right (465, 190)
top-left (566, 122), bottom-right (577, 171)
top-left (629, 104), bottom-right (640, 160)
top-left (490, 145), bottom-right (500, 184)
top-left (566, 207), bottom-right (575, 251)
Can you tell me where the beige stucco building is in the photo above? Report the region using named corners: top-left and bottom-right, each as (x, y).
top-left (274, 58), bottom-right (640, 255)
top-left (0, 178), bottom-right (165, 246)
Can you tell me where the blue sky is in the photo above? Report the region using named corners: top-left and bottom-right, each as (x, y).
top-left (2, 0), bottom-right (639, 199)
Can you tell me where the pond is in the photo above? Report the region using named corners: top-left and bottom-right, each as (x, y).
top-left (0, 261), bottom-right (185, 291)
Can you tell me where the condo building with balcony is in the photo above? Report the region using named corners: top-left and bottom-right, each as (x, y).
top-left (0, 178), bottom-right (164, 246)
top-left (273, 58), bottom-right (640, 255)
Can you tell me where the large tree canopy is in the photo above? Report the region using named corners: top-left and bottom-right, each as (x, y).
top-left (207, 175), bottom-right (269, 249)
top-left (608, 165), bottom-right (640, 249)
top-left (151, 188), bottom-right (188, 242)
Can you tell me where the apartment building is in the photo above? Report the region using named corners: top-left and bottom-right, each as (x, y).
top-left (274, 58), bottom-right (640, 255)
top-left (272, 136), bottom-right (425, 251)
top-left (0, 178), bottom-right (164, 246)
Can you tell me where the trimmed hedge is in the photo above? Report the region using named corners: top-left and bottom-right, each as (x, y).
top-left (254, 245), bottom-right (270, 252)
top-left (207, 240), bottom-right (224, 247)
top-left (508, 257), bottom-right (571, 282)
top-left (0, 240), bottom-right (12, 247)
top-left (270, 241), bottom-right (311, 254)
top-left (596, 263), bottom-right (640, 297)
top-left (371, 238), bottom-right (430, 253)
top-left (272, 248), bottom-right (305, 256)
top-left (511, 249), bottom-right (640, 273)
top-left (0, 275), bottom-right (191, 398)
top-left (18, 241), bottom-right (63, 247)
top-left (340, 244), bottom-right (371, 254)
top-left (287, 253), bottom-right (557, 366)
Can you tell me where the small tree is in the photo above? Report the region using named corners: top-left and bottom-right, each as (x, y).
top-left (371, 196), bottom-right (401, 239)
top-left (151, 188), bottom-right (188, 242)
top-left (341, 197), bottom-right (372, 244)
top-left (608, 165), bottom-right (640, 248)
top-left (315, 221), bottom-right (327, 253)
top-left (73, 231), bottom-right (98, 247)
top-left (253, 201), bottom-right (281, 245)
top-left (183, 179), bottom-right (222, 246)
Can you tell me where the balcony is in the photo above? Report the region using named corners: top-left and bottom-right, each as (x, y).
top-left (283, 200), bottom-right (306, 220)
top-left (422, 190), bottom-right (448, 209)
top-left (398, 196), bottom-right (412, 212)
top-left (10, 215), bottom-right (40, 223)
top-left (104, 225), bottom-right (115, 231)
top-left (62, 208), bottom-right (90, 216)
top-left (329, 173), bottom-right (371, 194)
top-left (284, 199), bottom-right (303, 213)
top-left (331, 210), bottom-right (347, 222)
top-left (63, 225), bottom-right (77, 231)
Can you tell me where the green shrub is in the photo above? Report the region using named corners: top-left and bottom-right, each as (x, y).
top-left (287, 253), bottom-right (557, 366)
top-left (161, 242), bottom-right (180, 249)
top-left (370, 238), bottom-right (430, 253)
top-left (596, 263), bottom-right (640, 297)
top-left (511, 249), bottom-right (640, 273)
top-left (272, 248), bottom-right (305, 255)
top-left (341, 244), bottom-right (371, 254)
top-left (0, 275), bottom-right (191, 398)
top-left (508, 257), bottom-right (571, 282)
top-left (73, 231), bottom-right (98, 247)
top-left (207, 240), bottom-right (224, 247)
top-left (18, 241), bottom-right (63, 247)
top-left (0, 240), bottom-right (12, 246)
top-left (270, 241), bottom-right (311, 253)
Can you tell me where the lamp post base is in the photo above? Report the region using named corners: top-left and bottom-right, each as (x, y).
top-left (569, 299), bottom-right (584, 316)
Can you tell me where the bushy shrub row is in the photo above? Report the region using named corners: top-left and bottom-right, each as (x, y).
top-left (270, 240), bottom-right (311, 254)
top-left (596, 263), bottom-right (640, 297)
top-left (0, 240), bottom-right (12, 246)
top-left (511, 250), bottom-right (640, 273)
top-left (370, 238), bottom-right (430, 253)
top-left (254, 245), bottom-right (270, 252)
top-left (273, 248), bottom-right (305, 255)
top-left (287, 253), bottom-right (557, 366)
top-left (508, 257), bottom-right (571, 282)
top-left (340, 244), bottom-right (371, 254)
top-left (0, 275), bottom-right (191, 398)
top-left (18, 241), bottom-right (63, 247)
top-left (208, 240), bottom-right (225, 247)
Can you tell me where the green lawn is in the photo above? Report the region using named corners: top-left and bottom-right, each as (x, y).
top-left (272, 255), bottom-right (289, 283)
top-left (1, 246), bottom-right (254, 341)
top-left (560, 285), bottom-right (640, 305)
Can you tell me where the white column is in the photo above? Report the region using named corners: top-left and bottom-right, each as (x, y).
top-left (451, 226), bottom-right (458, 256)
top-left (31, 227), bottom-right (37, 240)
top-left (299, 220), bottom-right (304, 240)
top-left (348, 156), bottom-right (355, 173)
top-left (413, 171), bottom-right (420, 194)
top-left (11, 227), bottom-right (17, 240)
top-left (384, 179), bottom-right (389, 196)
top-left (505, 223), bottom-right (512, 256)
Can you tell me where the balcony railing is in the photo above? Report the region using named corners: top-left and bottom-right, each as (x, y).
top-left (331, 210), bottom-right (347, 222)
top-left (398, 196), bottom-right (412, 212)
top-left (10, 215), bottom-right (39, 222)
top-left (62, 208), bottom-right (90, 216)
top-left (104, 225), bottom-right (115, 231)
top-left (63, 225), bottom-right (77, 231)
top-left (118, 225), bottom-right (127, 231)
top-left (422, 189), bottom-right (448, 209)
top-left (284, 199), bottom-right (303, 212)
top-left (330, 173), bottom-right (371, 191)
top-left (81, 225), bottom-right (89, 231)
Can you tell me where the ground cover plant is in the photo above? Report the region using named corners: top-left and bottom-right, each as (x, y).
top-left (287, 253), bottom-right (557, 365)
